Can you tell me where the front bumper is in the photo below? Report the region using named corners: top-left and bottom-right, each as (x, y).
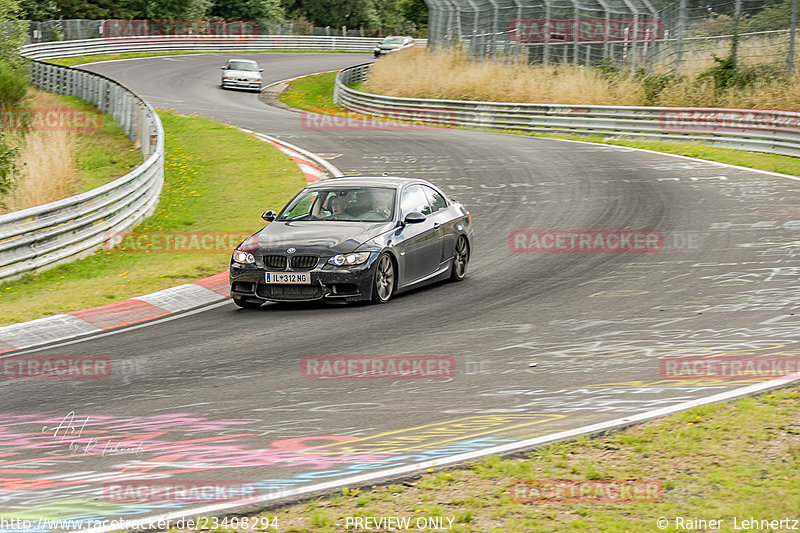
top-left (229, 260), bottom-right (376, 303)
top-left (222, 80), bottom-right (262, 90)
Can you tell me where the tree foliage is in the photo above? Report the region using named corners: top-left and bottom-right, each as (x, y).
top-left (0, 0), bottom-right (26, 199)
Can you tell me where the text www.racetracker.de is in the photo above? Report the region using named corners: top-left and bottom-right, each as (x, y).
top-left (0, 517), bottom-right (260, 531)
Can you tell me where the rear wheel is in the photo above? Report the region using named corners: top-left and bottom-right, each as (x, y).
top-left (232, 296), bottom-right (262, 309)
top-left (371, 253), bottom-right (395, 304)
top-left (450, 236), bottom-right (469, 281)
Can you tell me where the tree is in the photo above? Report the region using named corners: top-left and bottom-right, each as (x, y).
top-left (399, 0), bottom-right (426, 27)
top-left (281, 0), bottom-right (380, 30)
top-left (748, 0), bottom-right (794, 31)
top-left (120, 0), bottom-right (212, 19)
top-left (19, 0), bottom-right (57, 20)
top-left (0, 0), bottom-right (27, 106)
top-left (209, 0), bottom-right (283, 22)
top-left (0, 0), bottom-right (25, 200)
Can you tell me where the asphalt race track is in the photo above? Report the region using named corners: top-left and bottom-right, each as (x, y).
top-left (1, 52), bottom-right (799, 526)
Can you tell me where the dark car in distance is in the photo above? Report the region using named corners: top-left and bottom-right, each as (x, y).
top-left (229, 176), bottom-right (472, 307)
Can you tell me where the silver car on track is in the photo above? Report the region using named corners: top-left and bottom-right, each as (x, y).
top-left (220, 59), bottom-right (263, 91)
top-left (373, 36), bottom-right (415, 57)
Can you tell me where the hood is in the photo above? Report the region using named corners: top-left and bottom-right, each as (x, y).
top-left (256, 221), bottom-right (391, 255)
top-left (224, 69), bottom-right (260, 79)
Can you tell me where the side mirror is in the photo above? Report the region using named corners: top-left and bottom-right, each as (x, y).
top-left (261, 210), bottom-right (277, 222)
top-left (220, 66), bottom-right (225, 69)
top-left (259, 69), bottom-right (264, 72)
top-left (403, 212), bottom-right (426, 224)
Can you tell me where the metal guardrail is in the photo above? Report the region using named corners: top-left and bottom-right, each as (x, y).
top-left (335, 63), bottom-right (800, 158)
top-left (0, 58), bottom-right (164, 282)
top-left (21, 35), bottom-right (426, 59)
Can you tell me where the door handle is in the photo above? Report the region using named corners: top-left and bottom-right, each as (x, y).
top-left (433, 222), bottom-right (441, 229)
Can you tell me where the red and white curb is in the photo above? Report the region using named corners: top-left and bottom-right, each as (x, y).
top-left (0, 136), bottom-right (340, 354)
top-left (241, 128), bottom-right (343, 181)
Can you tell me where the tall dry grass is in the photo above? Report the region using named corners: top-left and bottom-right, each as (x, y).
top-left (651, 31), bottom-right (799, 78)
top-left (1, 91), bottom-right (80, 213)
top-left (367, 47), bottom-right (800, 111)
top-left (2, 130), bottom-right (79, 212)
top-left (367, 47), bottom-right (647, 106)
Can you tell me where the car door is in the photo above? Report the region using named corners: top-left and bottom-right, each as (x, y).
top-left (395, 184), bottom-right (442, 284)
top-left (422, 185), bottom-right (452, 269)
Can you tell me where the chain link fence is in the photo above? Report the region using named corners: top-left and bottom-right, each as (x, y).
top-left (426, 0), bottom-right (799, 76)
top-left (22, 19), bottom-right (422, 44)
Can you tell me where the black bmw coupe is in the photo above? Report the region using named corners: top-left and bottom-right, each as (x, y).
top-left (229, 176), bottom-right (472, 307)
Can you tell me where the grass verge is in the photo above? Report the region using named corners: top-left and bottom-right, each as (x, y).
top-left (200, 386), bottom-right (800, 532)
top-left (280, 71), bottom-right (800, 177)
top-left (0, 111), bottom-right (305, 325)
top-left (63, 92), bottom-right (142, 193)
top-left (46, 49), bottom-right (368, 67)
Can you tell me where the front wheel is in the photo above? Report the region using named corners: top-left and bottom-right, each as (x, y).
top-left (450, 236), bottom-right (469, 281)
top-left (371, 253), bottom-right (395, 303)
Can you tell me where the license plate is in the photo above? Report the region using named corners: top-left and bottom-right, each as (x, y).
top-left (265, 272), bottom-right (310, 284)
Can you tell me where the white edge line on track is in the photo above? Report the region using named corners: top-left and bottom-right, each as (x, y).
top-left (79, 373), bottom-right (800, 533)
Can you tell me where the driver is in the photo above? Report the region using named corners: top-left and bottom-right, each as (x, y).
top-left (328, 195), bottom-right (347, 219)
top-left (370, 194), bottom-right (392, 219)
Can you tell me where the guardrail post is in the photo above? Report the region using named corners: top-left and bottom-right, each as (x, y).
top-left (731, 0), bottom-right (742, 68)
top-left (543, 0), bottom-right (551, 66)
top-left (789, 0), bottom-right (798, 75)
top-left (675, 0), bottom-right (686, 76)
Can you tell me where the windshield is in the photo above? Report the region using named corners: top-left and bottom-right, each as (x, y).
top-left (226, 60), bottom-right (259, 71)
top-left (381, 37), bottom-right (405, 44)
top-left (279, 187), bottom-right (396, 222)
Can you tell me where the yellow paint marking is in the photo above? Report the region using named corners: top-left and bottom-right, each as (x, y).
top-left (309, 414), bottom-right (564, 455)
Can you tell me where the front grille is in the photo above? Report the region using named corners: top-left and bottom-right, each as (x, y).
top-left (263, 255), bottom-right (287, 269)
top-left (257, 284), bottom-right (323, 300)
top-left (290, 255), bottom-right (319, 270)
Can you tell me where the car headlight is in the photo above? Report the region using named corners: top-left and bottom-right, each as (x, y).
top-left (232, 250), bottom-right (255, 264)
top-left (328, 252), bottom-right (370, 267)
top-left (374, 47), bottom-right (380, 52)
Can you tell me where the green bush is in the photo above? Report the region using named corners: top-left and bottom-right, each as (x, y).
top-left (0, 136), bottom-right (18, 204)
top-left (639, 72), bottom-right (675, 105)
top-left (0, 59), bottom-right (28, 110)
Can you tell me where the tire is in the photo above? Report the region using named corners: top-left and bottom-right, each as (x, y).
top-left (371, 252), bottom-right (395, 304)
top-left (232, 296), bottom-right (262, 309)
top-left (450, 236), bottom-right (469, 281)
